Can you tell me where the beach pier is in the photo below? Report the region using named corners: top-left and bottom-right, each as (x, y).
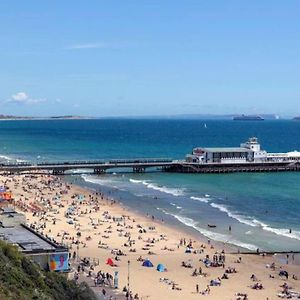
top-left (1, 158), bottom-right (300, 174)
top-left (0, 158), bottom-right (173, 175)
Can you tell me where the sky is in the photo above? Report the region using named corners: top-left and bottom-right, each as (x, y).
top-left (0, 1), bottom-right (299, 117)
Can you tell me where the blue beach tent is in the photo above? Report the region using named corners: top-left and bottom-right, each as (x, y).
top-left (142, 259), bottom-right (154, 267)
top-left (156, 264), bottom-right (165, 272)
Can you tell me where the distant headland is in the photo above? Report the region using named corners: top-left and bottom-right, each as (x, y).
top-left (0, 114), bottom-right (300, 120)
top-left (0, 115), bottom-right (91, 120)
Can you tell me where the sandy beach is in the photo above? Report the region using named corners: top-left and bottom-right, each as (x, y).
top-left (1, 173), bottom-right (300, 300)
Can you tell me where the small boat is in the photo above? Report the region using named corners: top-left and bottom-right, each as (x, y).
top-left (207, 224), bottom-right (216, 228)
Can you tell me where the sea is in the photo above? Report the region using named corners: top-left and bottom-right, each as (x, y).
top-left (1, 118), bottom-right (300, 252)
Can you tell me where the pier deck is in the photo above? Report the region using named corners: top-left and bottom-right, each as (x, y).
top-left (0, 158), bottom-right (173, 175)
top-left (1, 159), bottom-right (300, 174)
top-left (169, 161), bottom-right (300, 173)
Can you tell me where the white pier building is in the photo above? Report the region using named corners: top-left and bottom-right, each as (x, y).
top-left (186, 137), bottom-right (300, 164)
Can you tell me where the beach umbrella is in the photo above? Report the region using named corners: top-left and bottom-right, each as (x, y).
top-left (156, 264), bottom-right (165, 272)
top-left (279, 270), bottom-right (288, 279)
top-left (77, 194), bottom-right (84, 201)
top-left (106, 258), bottom-right (114, 266)
top-left (3, 192), bottom-right (12, 200)
top-left (142, 259), bottom-right (153, 267)
top-left (185, 248), bottom-right (192, 253)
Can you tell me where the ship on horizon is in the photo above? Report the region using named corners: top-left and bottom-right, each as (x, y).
top-left (233, 114), bottom-right (264, 121)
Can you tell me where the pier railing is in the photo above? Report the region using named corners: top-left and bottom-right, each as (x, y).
top-left (0, 158), bottom-right (174, 174)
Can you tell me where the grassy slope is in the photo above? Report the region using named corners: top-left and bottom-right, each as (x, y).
top-left (0, 240), bottom-right (97, 300)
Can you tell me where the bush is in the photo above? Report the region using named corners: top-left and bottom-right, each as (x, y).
top-left (0, 241), bottom-right (97, 300)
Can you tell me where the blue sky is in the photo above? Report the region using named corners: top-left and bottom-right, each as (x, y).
top-left (0, 1), bottom-right (299, 117)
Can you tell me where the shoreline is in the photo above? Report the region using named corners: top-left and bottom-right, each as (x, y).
top-left (2, 173), bottom-right (300, 299)
top-left (69, 175), bottom-right (300, 254)
top-left (70, 178), bottom-right (300, 263)
top-left (68, 179), bottom-right (240, 254)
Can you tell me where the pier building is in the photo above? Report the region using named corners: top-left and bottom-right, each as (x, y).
top-left (186, 137), bottom-right (268, 164)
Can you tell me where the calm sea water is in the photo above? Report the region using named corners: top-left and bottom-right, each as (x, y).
top-left (1, 119), bottom-right (300, 251)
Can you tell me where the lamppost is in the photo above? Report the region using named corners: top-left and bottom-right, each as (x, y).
top-left (76, 231), bottom-right (81, 263)
top-left (76, 243), bottom-right (80, 262)
top-left (127, 260), bottom-right (130, 299)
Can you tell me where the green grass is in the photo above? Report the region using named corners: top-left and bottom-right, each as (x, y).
top-left (0, 240), bottom-right (97, 300)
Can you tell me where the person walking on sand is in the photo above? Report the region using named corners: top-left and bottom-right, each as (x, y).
top-left (196, 284), bottom-right (199, 293)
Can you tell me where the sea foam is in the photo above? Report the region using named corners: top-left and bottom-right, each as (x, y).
top-left (129, 178), bottom-right (185, 196)
top-left (158, 210), bottom-right (258, 251)
top-left (210, 203), bottom-right (259, 227)
top-left (0, 154), bottom-right (27, 163)
top-left (210, 203), bottom-right (300, 241)
top-left (81, 174), bottom-right (115, 186)
top-left (190, 196), bottom-right (210, 203)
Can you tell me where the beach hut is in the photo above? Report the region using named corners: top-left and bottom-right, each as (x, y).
top-left (142, 259), bottom-right (154, 267)
top-left (106, 258), bottom-right (114, 266)
top-left (156, 264), bottom-right (165, 272)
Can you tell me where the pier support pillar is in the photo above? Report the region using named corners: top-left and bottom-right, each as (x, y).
top-left (52, 169), bottom-right (65, 175)
top-left (133, 167), bottom-right (145, 173)
top-left (94, 168), bottom-right (105, 174)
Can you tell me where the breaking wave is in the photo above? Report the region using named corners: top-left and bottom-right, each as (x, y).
top-left (210, 203), bottom-right (300, 241)
top-left (129, 178), bottom-right (185, 196)
top-left (81, 174), bottom-right (116, 186)
top-left (190, 196), bottom-right (210, 203)
top-left (0, 154), bottom-right (27, 163)
top-left (129, 179), bottom-right (144, 184)
top-left (170, 203), bottom-right (182, 209)
top-left (156, 209), bottom-right (258, 251)
top-left (69, 169), bottom-right (92, 174)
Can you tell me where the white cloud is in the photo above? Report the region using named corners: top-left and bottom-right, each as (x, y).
top-left (12, 92), bottom-right (28, 101)
top-left (65, 43), bottom-right (111, 50)
top-left (6, 92), bottom-right (45, 105)
top-left (64, 41), bottom-right (131, 50)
